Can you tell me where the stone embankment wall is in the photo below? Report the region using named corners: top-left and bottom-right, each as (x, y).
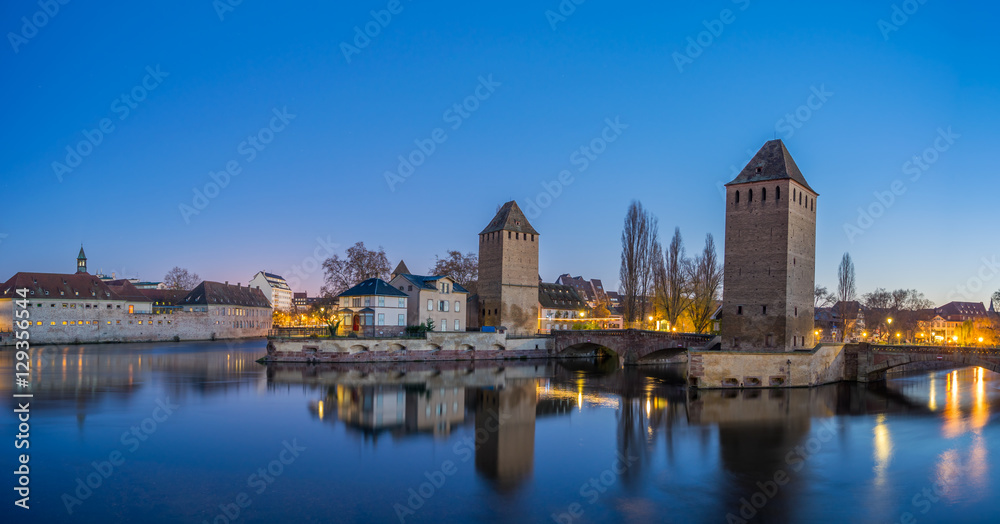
top-left (690, 344), bottom-right (848, 388)
top-left (0, 308), bottom-right (268, 346)
top-left (264, 332), bottom-right (553, 363)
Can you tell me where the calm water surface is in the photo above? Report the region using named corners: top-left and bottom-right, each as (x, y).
top-left (2, 340), bottom-right (998, 523)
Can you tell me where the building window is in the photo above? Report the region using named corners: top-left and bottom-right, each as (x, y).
top-left (749, 189), bottom-right (753, 202)
top-left (378, 296), bottom-right (385, 307)
top-left (378, 313), bottom-right (385, 326)
top-left (454, 319), bottom-right (460, 331)
top-left (737, 306), bottom-right (743, 315)
top-left (427, 299), bottom-right (433, 311)
top-left (762, 188), bottom-right (767, 201)
top-left (408, 285), bottom-right (413, 291)
top-left (455, 301), bottom-right (461, 313)
top-left (398, 314), bottom-right (405, 326)
top-left (364, 297), bottom-right (371, 307)
top-left (398, 298), bottom-right (405, 307)
top-left (353, 298), bottom-right (361, 307)
top-left (762, 305), bottom-right (767, 315)
top-left (794, 307), bottom-right (798, 317)
top-left (128, 305), bottom-right (134, 314)
top-left (776, 186), bottom-right (780, 200)
top-left (735, 191), bottom-right (740, 204)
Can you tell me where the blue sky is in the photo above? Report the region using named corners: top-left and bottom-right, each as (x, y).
top-left (1, 1), bottom-right (997, 304)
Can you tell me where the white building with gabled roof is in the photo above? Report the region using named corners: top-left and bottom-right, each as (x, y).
top-left (250, 271), bottom-right (293, 311)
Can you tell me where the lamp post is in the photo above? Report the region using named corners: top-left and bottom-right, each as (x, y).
top-left (886, 318), bottom-right (893, 343)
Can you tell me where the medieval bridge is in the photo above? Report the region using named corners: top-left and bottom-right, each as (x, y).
top-left (551, 329), bottom-right (717, 364)
top-left (851, 343), bottom-right (1000, 382)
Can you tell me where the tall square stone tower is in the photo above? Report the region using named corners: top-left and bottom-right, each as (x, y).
top-left (478, 201), bottom-right (539, 334)
top-left (722, 140), bottom-right (818, 352)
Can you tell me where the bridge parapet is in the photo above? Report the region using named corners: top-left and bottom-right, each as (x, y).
top-left (552, 329), bottom-right (715, 363)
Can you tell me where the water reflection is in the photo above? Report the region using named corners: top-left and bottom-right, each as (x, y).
top-left (2, 343), bottom-right (999, 523)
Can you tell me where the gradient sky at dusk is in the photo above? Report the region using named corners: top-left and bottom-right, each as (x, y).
top-left (2, 1), bottom-right (998, 304)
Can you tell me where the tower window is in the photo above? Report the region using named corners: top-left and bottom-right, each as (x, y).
top-left (776, 186), bottom-right (780, 200)
top-left (762, 305), bottom-right (767, 315)
top-left (793, 188), bottom-right (796, 201)
top-left (762, 188), bottom-right (767, 201)
top-left (749, 189), bottom-right (753, 202)
top-left (735, 191), bottom-right (740, 204)
top-left (508, 232), bottom-right (511, 239)
top-left (737, 306), bottom-right (743, 315)
top-left (516, 232), bottom-right (519, 240)
top-left (794, 307), bottom-right (798, 317)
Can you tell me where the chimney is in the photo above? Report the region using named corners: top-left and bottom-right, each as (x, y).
top-left (237, 282), bottom-right (241, 287)
top-left (225, 281), bottom-right (229, 285)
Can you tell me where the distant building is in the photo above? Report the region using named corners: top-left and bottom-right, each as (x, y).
top-left (250, 271), bottom-right (293, 311)
top-left (478, 201), bottom-right (540, 334)
top-left (538, 283), bottom-right (587, 333)
top-left (335, 278), bottom-right (408, 337)
top-left (0, 249), bottom-right (271, 345)
top-left (390, 266), bottom-right (469, 332)
top-left (292, 292), bottom-right (309, 309)
top-left (722, 140), bottom-right (818, 351)
top-left (918, 301), bottom-right (991, 344)
top-left (554, 274), bottom-right (608, 307)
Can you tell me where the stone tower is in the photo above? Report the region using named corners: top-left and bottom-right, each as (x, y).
top-left (478, 201), bottom-right (539, 334)
top-left (76, 245), bottom-right (87, 274)
top-left (722, 140), bottom-right (818, 352)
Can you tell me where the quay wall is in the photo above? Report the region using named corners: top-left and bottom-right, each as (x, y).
top-left (690, 344), bottom-right (848, 388)
top-left (264, 332), bottom-right (554, 363)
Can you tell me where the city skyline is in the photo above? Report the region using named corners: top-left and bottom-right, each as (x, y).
top-left (2, 1), bottom-right (998, 305)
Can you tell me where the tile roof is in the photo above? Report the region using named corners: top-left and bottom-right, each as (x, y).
top-left (180, 281), bottom-right (272, 308)
top-left (935, 301), bottom-right (988, 320)
top-left (337, 278), bottom-right (408, 298)
top-left (104, 279), bottom-right (154, 302)
top-left (392, 260), bottom-right (410, 277)
top-left (538, 283), bottom-right (587, 309)
top-left (727, 139), bottom-right (816, 193)
top-left (479, 201), bottom-right (539, 236)
top-left (396, 274), bottom-right (469, 294)
top-left (1, 272), bottom-right (119, 300)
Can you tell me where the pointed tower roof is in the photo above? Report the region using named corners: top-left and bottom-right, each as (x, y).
top-left (479, 201), bottom-right (539, 236)
top-left (726, 140), bottom-right (816, 194)
top-left (392, 260), bottom-right (410, 278)
top-left (77, 245), bottom-right (87, 260)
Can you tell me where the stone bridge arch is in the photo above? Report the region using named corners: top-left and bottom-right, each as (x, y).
top-left (552, 329), bottom-right (716, 364)
top-left (860, 345), bottom-right (1000, 382)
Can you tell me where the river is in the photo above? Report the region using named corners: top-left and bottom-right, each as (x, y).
top-left (1, 340), bottom-right (997, 523)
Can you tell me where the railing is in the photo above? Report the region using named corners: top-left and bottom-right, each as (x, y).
top-left (268, 327), bottom-right (428, 340)
top-left (872, 344), bottom-right (1000, 355)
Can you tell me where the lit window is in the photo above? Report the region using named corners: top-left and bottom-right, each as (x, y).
top-left (63, 321), bottom-right (68, 325)
top-left (51, 322), bottom-right (56, 326)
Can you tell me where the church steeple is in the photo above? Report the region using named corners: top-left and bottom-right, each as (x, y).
top-left (77, 245), bottom-right (87, 274)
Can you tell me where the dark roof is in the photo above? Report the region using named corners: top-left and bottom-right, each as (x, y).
top-left (77, 246), bottom-right (87, 260)
top-left (935, 301), bottom-right (988, 321)
top-left (392, 260), bottom-right (410, 277)
top-left (180, 281), bottom-right (272, 308)
top-left (480, 201), bottom-right (539, 236)
top-left (257, 272), bottom-right (291, 290)
top-left (337, 278), bottom-right (408, 298)
top-left (396, 274), bottom-right (469, 294)
top-left (104, 279), bottom-right (154, 302)
top-left (1, 272), bottom-right (120, 300)
top-left (726, 140), bottom-right (816, 193)
top-left (538, 283), bottom-right (587, 309)
top-left (140, 289), bottom-right (189, 305)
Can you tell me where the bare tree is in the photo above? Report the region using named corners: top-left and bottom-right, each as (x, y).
top-left (429, 251), bottom-right (478, 286)
top-left (815, 286), bottom-right (835, 308)
top-left (687, 234), bottom-right (723, 334)
top-left (163, 267), bottom-right (200, 290)
top-left (992, 290), bottom-right (1000, 313)
top-left (837, 253), bottom-right (857, 342)
top-left (320, 242), bottom-right (392, 297)
top-left (657, 227), bottom-right (690, 329)
top-left (619, 201), bottom-right (657, 326)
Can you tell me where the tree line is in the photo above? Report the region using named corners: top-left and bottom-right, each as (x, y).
top-left (619, 201), bottom-right (723, 334)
